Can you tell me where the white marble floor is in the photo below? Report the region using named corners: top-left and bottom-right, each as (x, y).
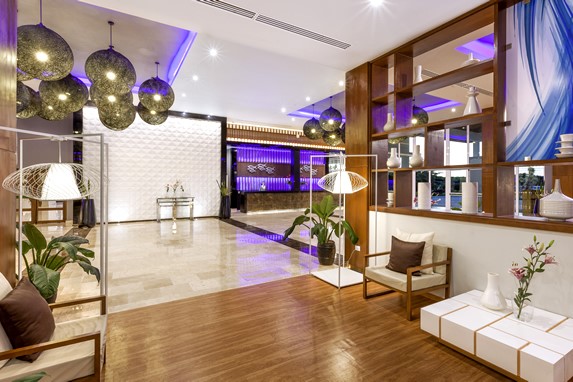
top-left (39, 210), bottom-right (338, 315)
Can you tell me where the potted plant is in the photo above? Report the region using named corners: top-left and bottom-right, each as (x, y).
top-left (79, 180), bottom-right (96, 228)
top-left (283, 195), bottom-right (359, 265)
top-left (216, 180), bottom-right (231, 219)
top-left (18, 223), bottom-right (100, 302)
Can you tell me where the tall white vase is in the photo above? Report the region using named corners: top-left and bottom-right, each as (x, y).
top-left (387, 148), bottom-right (400, 168)
top-left (539, 179), bottom-right (573, 220)
top-left (463, 86), bottom-right (482, 116)
top-left (461, 182), bottom-right (478, 214)
top-left (480, 272), bottom-right (507, 310)
top-left (414, 65), bottom-right (423, 83)
top-left (418, 182), bottom-right (431, 209)
top-left (409, 145), bottom-right (423, 168)
top-left (383, 113), bottom-right (394, 132)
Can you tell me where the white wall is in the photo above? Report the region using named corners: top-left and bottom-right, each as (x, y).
top-left (83, 107), bottom-right (222, 222)
top-left (369, 212), bottom-right (573, 317)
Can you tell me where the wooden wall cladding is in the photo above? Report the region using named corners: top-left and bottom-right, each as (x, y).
top-left (0, 0), bottom-right (17, 286)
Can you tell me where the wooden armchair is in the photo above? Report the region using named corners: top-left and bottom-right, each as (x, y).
top-left (0, 295), bottom-right (107, 382)
top-left (363, 244), bottom-right (452, 320)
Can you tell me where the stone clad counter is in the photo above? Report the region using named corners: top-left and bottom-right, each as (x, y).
top-left (239, 191), bottom-right (327, 213)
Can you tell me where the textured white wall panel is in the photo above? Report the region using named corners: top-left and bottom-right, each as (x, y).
top-left (83, 107), bottom-right (222, 222)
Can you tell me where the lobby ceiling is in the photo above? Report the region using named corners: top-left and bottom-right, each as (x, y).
top-left (18, 0), bottom-right (490, 128)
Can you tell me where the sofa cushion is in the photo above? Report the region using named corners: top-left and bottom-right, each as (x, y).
top-left (386, 236), bottom-right (425, 275)
top-left (396, 228), bottom-right (435, 275)
top-left (432, 244), bottom-right (449, 274)
top-left (0, 278), bottom-right (55, 362)
top-left (366, 266), bottom-right (447, 292)
top-left (0, 273), bottom-right (13, 368)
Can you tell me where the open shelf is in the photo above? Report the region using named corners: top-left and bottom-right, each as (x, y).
top-left (498, 158), bottom-right (573, 166)
top-left (395, 60), bottom-right (494, 97)
top-left (372, 94), bottom-right (390, 104)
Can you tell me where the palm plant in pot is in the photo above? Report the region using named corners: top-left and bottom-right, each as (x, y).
top-left (18, 223), bottom-right (100, 302)
top-left (283, 195), bottom-right (359, 265)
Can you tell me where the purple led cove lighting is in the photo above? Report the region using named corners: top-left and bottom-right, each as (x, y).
top-left (456, 33), bottom-right (495, 61)
top-left (422, 100), bottom-right (463, 112)
top-left (300, 177), bottom-right (321, 192)
top-left (300, 150), bottom-right (326, 165)
top-left (236, 146), bottom-right (292, 163)
top-left (167, 31), bottom-right (198, 85)
top-left (236, 177), bottom-right (292, 191)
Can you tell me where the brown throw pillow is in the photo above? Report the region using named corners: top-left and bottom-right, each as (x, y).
top-left (0, 277), bottom-right (55, 362)
top-left (386, 236), bottom-right (425, 275)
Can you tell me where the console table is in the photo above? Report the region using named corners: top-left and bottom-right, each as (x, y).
top-left (421, 290), bottom-right (573, 381)
top-left (156, 197), bottom-right (194, 222)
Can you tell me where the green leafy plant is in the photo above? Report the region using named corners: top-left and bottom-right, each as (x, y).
top-left (282, 195), bottom-right (358, 246)
top-left (216, 180), bottom-right (230, 196)
top-left (13, 371), bottom-right (47, 382)
top-left (19, 223), bottom-right (100, 301)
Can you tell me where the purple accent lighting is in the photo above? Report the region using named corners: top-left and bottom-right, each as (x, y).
top-left (236, 177), bottom-right (292, 192)
top-left (300, 178), bottom-right (321, 192)
top-left (456, 33), bottom-right (495, 61)
top-left (422, 100), bottom-right (463, 112)
top-left (167, 31), bottom-right (198, 85)
top-left (236, 146), bottom-right (292, 163)
top-left (300, 150), bottom-right (326, 165)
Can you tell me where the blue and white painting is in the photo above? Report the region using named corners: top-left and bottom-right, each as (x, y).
top-left (505, 0), bottom-right (573, 161)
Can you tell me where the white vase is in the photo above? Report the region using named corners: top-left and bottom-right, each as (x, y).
top-left (461, 182), bottom-right (478, 214)
top-left (461, 52), bottom-right (480, 67)
top-left (463, 86), bottom-right (482, 116)
top-left (539, 179), bottom-right (573, 220)
top-left (418, 182), bottom-right (431, 209)
top-left (414, 64), bottom-right (423, 83)
top-left (480, 272), bottom-right (507, 311)
top-left (386, 148), bottom-right (400, 168)
top-left (383, 113), bottom-right (394, 132)
top-left (409, 145), bottom-right (423, 168)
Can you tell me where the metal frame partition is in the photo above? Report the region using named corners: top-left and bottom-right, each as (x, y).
top-left (309, 152), bottom-right (378, 289)
top-left (0, 125), bottom-right (109, 297)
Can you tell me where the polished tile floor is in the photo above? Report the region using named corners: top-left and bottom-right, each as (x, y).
top-left (41, 209), bottom-right (339, 314)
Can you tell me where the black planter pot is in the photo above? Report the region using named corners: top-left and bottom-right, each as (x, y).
top-left (79, 199), bottom-right (96, 228)
top-left (317, 241), bottom-right (336, 265)
top-left (219, 195), bottom-right (231, 219)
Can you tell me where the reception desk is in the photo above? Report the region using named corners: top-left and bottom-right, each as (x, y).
top-left (238, 191), bottom-right (327, 213)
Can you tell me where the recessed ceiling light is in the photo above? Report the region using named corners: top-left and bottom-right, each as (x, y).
top-left (305, 96), bottom-right (310, 102)
top-left (192, 75), bottom-right (199, 81)
top-left (181, 93), bottom-right (186, 97)
top-left (291, 117), bottom-right (295, 121)
top-left (281, 107), bottom-right (286, 113)
top-left (451, 107), bottom-right (457, 112)
top-left (338, 80), bottom-right (344, 87)
top-left (370, 0), bottom-right (384, 7)
top-left (209, 48), bottom-right (218, 57)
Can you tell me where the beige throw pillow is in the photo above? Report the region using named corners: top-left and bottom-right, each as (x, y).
top-left (395, 228), bottom-right (435, 274)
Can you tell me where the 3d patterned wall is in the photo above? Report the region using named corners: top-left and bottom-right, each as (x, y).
top-left (82, 107), bottom-right (222, 222)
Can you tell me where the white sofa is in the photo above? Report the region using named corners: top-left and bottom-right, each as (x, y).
top-left (0, 273), bottom-right (106, 382)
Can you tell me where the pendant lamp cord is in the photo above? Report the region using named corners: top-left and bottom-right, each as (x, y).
top-left (155, 62), bottom-right (160, 78)
top-left (312, 103), bottom-right (315, 115)
top-left (330, 96), bottom-right (333, 107)
top-left (39, 0), bottom-right (43, 24)
top-left (57, 141), bottom-right (62, 163)
top-left (108, 21), bottom-right (115, 49)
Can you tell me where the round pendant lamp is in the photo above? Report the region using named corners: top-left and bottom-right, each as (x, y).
top-left (17, 68), bottom-right (35, 82)
top-left (98, 103), bottom-right (136, 131)
top-left (412, 101), bottom-right (429, 125)
top-left (37, 103), bottom-right (68, 121)
top-left (39, 74), bottom-right (89, 113)
top-left (17, 1), bottom-right (73, 81)
top-left (318, 170), bottom-right (368, 194)
top-left (17, 86), bottom-right (41, 119)
top-left (323, 129), bottom-right (343, 146)
top-left (138, 62), bottom-right (175, 112)
top-left (340, 123), bottom-right (346, 143)
top-left (90, 84), bottom-right (133, 109)
top-left (303, 104), bottom-right (324, 140)
top-left (319, 96), bottom-right (342, 132)
top-left (85, 22), bottom-right (136, 95)
top-left (137, 102), bottom-right (168, 125)
top-left (16, 81), bottom-right (32, 114)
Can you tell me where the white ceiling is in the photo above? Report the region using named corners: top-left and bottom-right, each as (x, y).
top-left (20, 0), bottom-right (490, 128)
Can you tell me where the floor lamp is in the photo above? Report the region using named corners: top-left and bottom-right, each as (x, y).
top-left (309, 152), bottom-right (378, 289)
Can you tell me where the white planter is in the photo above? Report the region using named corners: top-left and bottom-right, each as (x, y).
top-left (463, 86), bottom-right (482, 116)
top-left (539, 179), bottom-right (573, 220)
top-left (480, 272), bottom-right (507, 310)
top-left (414, 64), bottom-right (423, 83)
top-left (409, 144), bottom-right (423, 168)
top-left (418, 182), bottom-right (431, 210)
top-left (461, 182), bottom-right (478, 214)
top-left (383, 113), bottom-right (394, 132)
top-left (387, 147), bottom-right (400, 168)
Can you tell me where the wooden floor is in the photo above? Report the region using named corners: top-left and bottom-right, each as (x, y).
top-left (103, 275), bottom-right (509, 381)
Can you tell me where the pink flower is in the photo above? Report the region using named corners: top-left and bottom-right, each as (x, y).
top-left (544, 255), bottom-right (558, 265)
top-left (509, 266), bottom-right (526, 281)
top-left (523, 245), bottom-right (535, 255)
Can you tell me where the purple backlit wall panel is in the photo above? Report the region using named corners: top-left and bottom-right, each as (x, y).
top-left (237, 146), bottom-right (292, 163)
top-left (300, 150), bottom-right (326, 165)
top-left (236, 146), bottom-right (293, 191)
top-left (300, 177), bottom-right (321, 192)
top-left (237, 176), bottom-right (292, 192)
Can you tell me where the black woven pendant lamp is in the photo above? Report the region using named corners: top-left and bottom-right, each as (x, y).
top-left (323, 129), bottom-right (343, 146)
top-left (138, 62), bottom-right (175, 112)
top-left (17, 84), bottom-right (41, 119)
top-left (39, 74), bottom-right (89, 114)
top-left (85, 21), bottom-right (136, 95)
top-left (137, 102), bottom-right (168, 125)
top-left (319, 96), bottom-right (342, 132)
top-left (303, 104), bottom-right (324, 140)
top-left (17, 0), bottom-right (74, 81)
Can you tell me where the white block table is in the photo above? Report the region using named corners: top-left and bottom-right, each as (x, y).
top-left (421, 290), bottom-right (573, 382)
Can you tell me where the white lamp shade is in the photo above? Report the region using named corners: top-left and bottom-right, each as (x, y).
top-left (318, 171), bottom-right (368, 194)
top-left (41, 164), bottom-right (82, 200)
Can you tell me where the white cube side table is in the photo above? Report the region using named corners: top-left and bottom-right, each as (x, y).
top-left (441, 305), bottom-right (502, 354)
top-left (476, 326), bottom-right (527, 375)
top-left (520, 344), bottom-right (565, 382)
top-left (420, 298), bottom-right (467, 337)
top-left (550, 319), bottom-right (573, 341)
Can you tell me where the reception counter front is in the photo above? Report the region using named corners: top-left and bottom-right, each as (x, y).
top-left (238, 191), bottom-right (327, 213)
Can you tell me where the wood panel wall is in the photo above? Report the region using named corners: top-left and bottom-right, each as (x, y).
top-left (345, 63), bottom-right (370, 270)
top-left (0, 0), bottom-right (17, 286)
